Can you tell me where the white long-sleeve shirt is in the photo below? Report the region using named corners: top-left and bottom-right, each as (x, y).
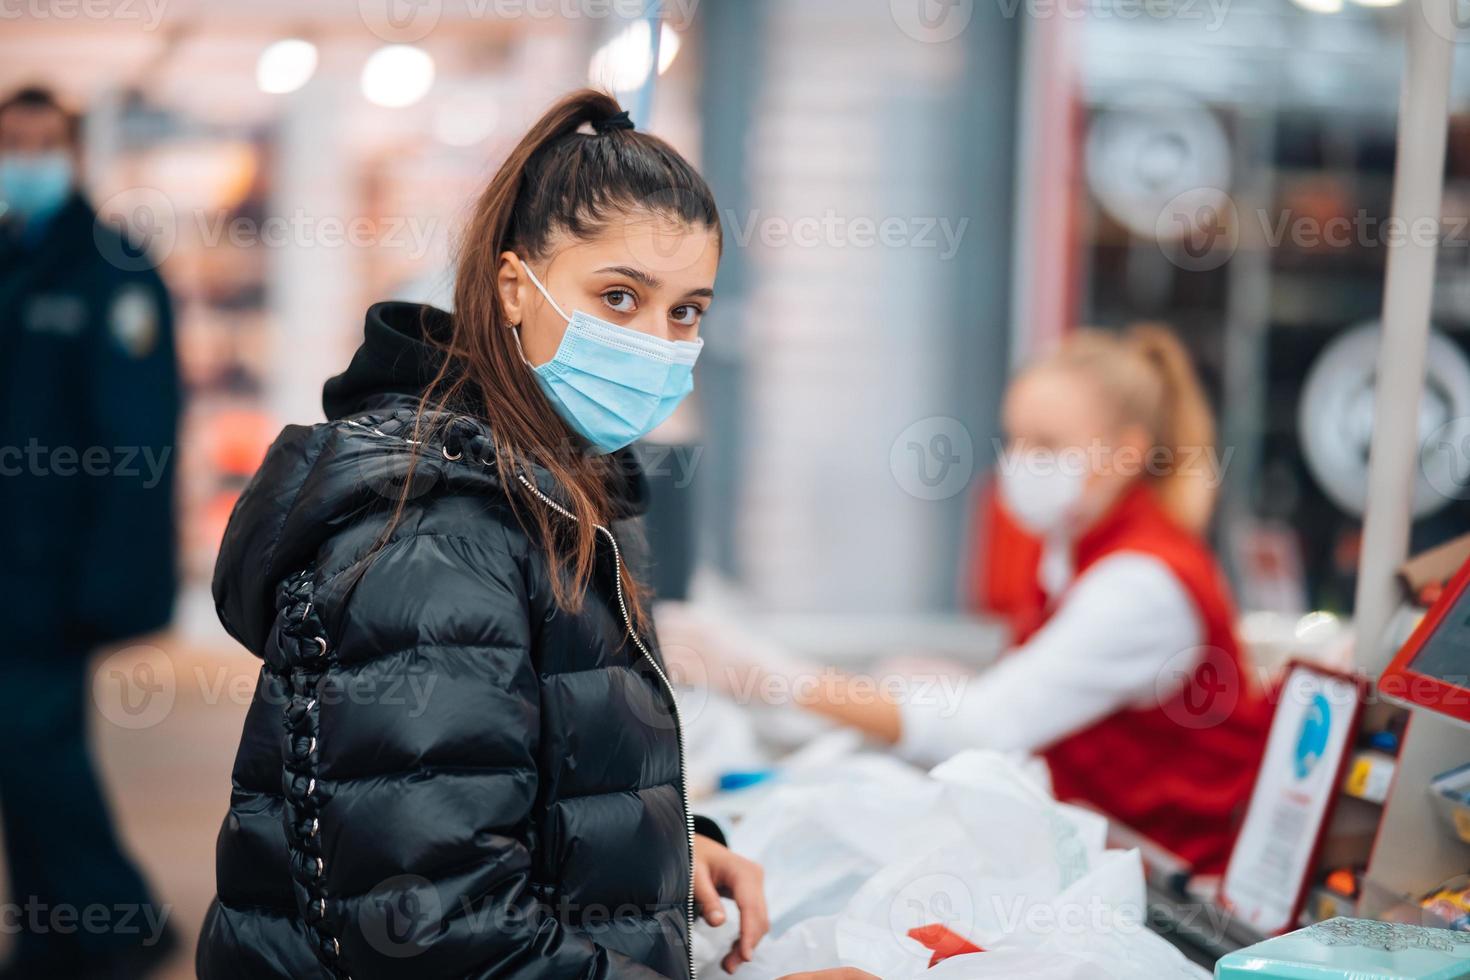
top-left (898, 550), bottom-right (1204, 767)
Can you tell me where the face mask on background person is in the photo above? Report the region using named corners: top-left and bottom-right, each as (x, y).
top-left (513, 257), bottom-right (702, 455)
top-left (998, 449), bottom-right (1089, 536)
top-left (0, 151), bottom-right (73, 219)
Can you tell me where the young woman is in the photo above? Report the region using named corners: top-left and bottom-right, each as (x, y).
top-left (196, 91), bottom-right (868, 980)
top-left (791, 326), bottom-right (1271, 874)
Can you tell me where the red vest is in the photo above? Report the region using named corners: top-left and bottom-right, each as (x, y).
top-left (969, 483), bottom-right (1269, 874)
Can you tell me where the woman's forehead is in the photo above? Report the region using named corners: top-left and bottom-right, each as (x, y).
top-left (550, 220), bottom-right (721, 289)
top-left (1006, 367), bottom-right (1109, 435)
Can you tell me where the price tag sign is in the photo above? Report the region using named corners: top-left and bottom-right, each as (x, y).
top-left (1220, 662), bottom-right (1366, 935)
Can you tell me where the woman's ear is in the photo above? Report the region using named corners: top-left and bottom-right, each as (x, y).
top-left (496, 251), bottom-right (525, 325)
top-left (1116, 422), bottom-right (1155, 472)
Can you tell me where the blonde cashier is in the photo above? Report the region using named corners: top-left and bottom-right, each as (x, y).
top-left (798, 327), bottom-right (1269, 874)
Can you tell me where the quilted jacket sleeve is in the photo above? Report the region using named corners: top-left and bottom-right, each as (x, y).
top-left (292, 526), bottom-right (669, 979)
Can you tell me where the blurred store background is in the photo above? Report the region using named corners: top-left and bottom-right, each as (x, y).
top-left (6, 0), bottom-right (1470, 975)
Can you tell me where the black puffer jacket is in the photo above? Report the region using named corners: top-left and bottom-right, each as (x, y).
top-left (198, 303), bottom-right (695, 979)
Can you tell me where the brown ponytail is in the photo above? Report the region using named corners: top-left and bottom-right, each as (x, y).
top-left (1037, 323), bottom-right (1219, 534)
top-left (385, 89), bottom-right (721, 632)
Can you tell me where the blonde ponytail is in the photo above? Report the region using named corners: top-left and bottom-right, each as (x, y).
top-left (1034, 323), bottom-right (1219, 534)
top-left (1125, 323), bottom-right (1217, 533)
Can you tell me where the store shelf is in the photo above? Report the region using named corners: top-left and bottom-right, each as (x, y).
top-left (1343, 748), bottom-right (1397, 804)
top-left (1365, 708), bottom-right (1470, 911)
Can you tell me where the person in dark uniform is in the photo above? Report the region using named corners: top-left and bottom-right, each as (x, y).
top-left (0, 86), bottom-right (179, 978)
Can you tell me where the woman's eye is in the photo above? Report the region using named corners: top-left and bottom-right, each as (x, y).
top-left (671, 305), bottom-right (703, 326)
top-left (603, 289), bottom-right (637, 314)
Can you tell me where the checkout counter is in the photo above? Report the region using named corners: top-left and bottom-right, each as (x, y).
top-left (1115, 534), bottom-right (1470, 976)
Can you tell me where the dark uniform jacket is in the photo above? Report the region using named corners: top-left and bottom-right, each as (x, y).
top-left (0, 192), bottom-right (179, 648)
top-left (197, 302), bottom-right (697, 979)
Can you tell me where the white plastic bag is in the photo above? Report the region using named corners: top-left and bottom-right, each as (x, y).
top-left (702, 750), bottom-right (1207, 980)
top-left (726, 753), bottom-right (943, 936)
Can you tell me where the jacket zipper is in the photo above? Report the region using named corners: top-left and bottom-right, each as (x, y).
top-left (515, 473), bottom-right (698, 980)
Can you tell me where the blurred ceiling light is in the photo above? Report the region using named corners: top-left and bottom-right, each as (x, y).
top-left (1289, 0), bottom-right (1343, 12)
top-left (658, 24), bottom-right (681, 75)
top-left (362, 44), bottom-right (436, 108)
top-left (1294, 610), bottom-right (1340, 642)
top-left (588, 22), bottom-right (681, 94)
top-left (1349, 0), bottom-right (1403, 7)
top-left (256, 38), bottom-right (318, 95)
top-left (589, 21), bottom-right (652, 92)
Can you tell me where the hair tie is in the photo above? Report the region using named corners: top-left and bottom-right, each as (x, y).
top-left (592, 110), bottom-right (635, 135)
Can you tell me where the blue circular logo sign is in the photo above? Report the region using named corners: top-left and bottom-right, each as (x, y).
top-left (1294, 692), bottom-right (1332, 780)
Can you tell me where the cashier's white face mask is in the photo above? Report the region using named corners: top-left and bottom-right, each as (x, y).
top-left (997, 451), bottom-right (1088, 536)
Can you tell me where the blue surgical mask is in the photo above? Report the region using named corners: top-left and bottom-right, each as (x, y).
top-left (516, 258), bottom-right (702, 454)
top-left (0, 151), bottom-right (73, 220)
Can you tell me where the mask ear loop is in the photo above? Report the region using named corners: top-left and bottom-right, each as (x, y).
top-left (516, 256), bottom-right (573, 323)
top-left (508, 256), bottom-right (572, 369)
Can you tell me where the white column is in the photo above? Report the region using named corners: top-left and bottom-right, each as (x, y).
top-left (267, 59), bottom-right (356, 426)
top-left (1353, 0), bottom-right (1457, 674)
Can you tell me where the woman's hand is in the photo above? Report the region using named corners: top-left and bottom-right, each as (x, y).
top-left (692, 834), bottom-right (769, 974)
top-left (775, 971), bottom-right (881, 980)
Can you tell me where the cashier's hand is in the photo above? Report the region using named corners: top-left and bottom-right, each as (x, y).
top-left (693, 835), bottom-right (769, 973)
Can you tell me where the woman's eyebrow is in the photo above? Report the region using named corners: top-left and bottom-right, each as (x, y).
top-left (595, 265), bottom-right (713, 300)
top-left (595, 265), bottom-right (661, 289)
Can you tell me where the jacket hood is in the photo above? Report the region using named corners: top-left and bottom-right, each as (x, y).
top-left (214, 302), bottom-right (649, 656)
top-left (322, 302), bottom-right (465, 421)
